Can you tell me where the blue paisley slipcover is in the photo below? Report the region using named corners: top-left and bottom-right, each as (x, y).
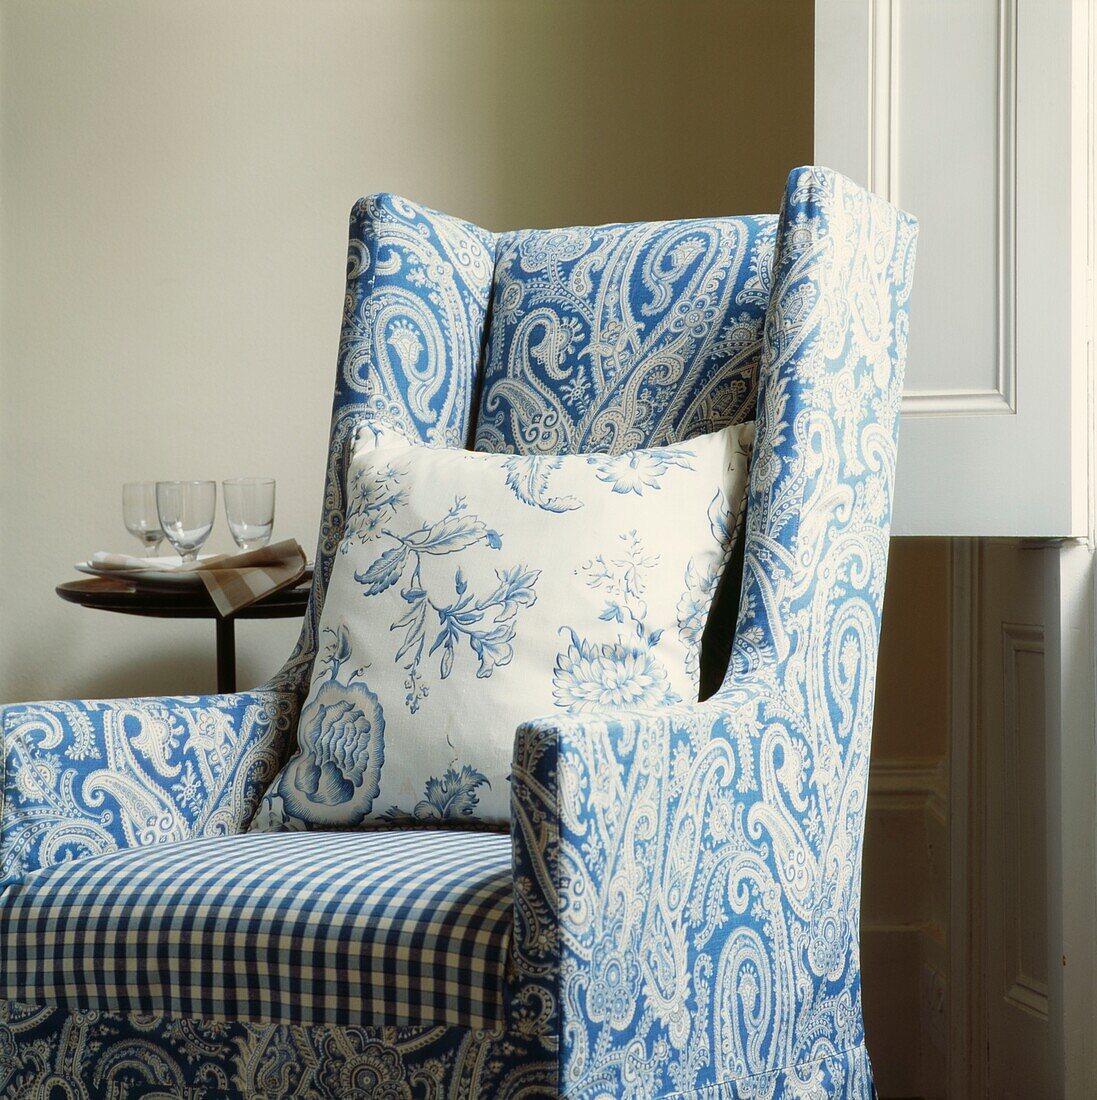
top-left (0, 167), bottom-right (918, 1099)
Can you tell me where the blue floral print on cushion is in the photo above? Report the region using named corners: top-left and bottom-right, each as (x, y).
top-left (553, 531), bottom-right (675, 712)
top-left (278, 628), bottom-right (386, 820)
top-left (381, 764), bottom-right (492, 822)
top-left (587, 447), bottom-right (695, 495)
top-left (352, 491), bottom-right (538, 706)
top-left (254, 422), bottom-right (753, 828)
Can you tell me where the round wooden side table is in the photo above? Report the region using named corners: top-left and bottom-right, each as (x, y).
top-left (56, 577), bottom-right (311, 694)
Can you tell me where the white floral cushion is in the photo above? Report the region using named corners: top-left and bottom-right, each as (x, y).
top-left (254, 423), bottom-right (754, 828)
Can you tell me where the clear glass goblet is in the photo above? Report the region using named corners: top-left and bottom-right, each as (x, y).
top-left (156, 480), bottom-right (217, 563)
top-left (123, 482), bottom-right (165, 556)
top-left (223, 477), bottom-right (275, 551)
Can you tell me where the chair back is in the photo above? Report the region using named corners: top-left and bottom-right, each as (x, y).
top-left (277, 194), bottom-right (782, 693)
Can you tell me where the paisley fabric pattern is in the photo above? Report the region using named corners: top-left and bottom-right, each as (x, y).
top-left (475, 213), bottom-right (777, 456)
top-left (0, 1002), bottom-right (559, 1100)
top-left (507, 166), bottom-right (918, 1097)
top-left (1, 167), bottom-right (918, 1098)
top-left (257, 425), bottom-right (752, 827)
top-left (0, 1000), bottom-right (870, 1100)
top-left (0, 690), bottom-right (293, 884)
top-left (337, 193), bottom-right (495, 450)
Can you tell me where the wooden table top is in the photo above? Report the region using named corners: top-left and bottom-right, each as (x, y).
top-left (56, 576), bottom-right (311, 620)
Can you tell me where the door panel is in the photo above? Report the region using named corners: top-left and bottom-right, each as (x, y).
top-left (815, 0), bottom-right (1089, 536)
top-left (978, 543), bottom-right (1055, 1098)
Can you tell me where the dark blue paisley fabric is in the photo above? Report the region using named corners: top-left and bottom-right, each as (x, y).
top-left (337, 192), bottom-right (496, 450)
top-left (476, 215), bottom-right (777, 456)
top-left (0, 690), bottom-right (295, 884)
top-left (0, 168), bottom-right (917, 1099)
top-left (0, 998), bottom-right (870, 1099)
top-left (505, 167), bottom-right (918, 1096)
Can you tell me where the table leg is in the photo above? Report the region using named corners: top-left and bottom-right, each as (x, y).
top-left (215, 617), bottom-right (236, 694)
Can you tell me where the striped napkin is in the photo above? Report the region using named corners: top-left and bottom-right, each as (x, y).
top-left (191, 539), bottom-right (308, 616)
top-left (89, 539), bottom-right (307, 616)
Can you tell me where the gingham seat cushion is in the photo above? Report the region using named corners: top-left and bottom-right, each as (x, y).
top-left (0, 829), bottom-right (512, 1030)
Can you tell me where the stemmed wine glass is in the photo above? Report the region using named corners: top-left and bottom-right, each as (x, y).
top-left (156, 481), bottom-right (217, 563)
top-left (122, 482), bottom-right (165, 556)
top-left (223, 477), bottom-right (275, 551)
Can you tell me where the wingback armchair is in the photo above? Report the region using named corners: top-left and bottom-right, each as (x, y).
top-left (0, 167), bottom-right (917, 1100)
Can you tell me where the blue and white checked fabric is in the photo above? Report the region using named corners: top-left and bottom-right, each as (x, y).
top-left (0, 828), bottom-right (512, 1031)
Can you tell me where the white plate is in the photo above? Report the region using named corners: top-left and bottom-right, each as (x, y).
top-left (75, 553), bottom-right (215, 588)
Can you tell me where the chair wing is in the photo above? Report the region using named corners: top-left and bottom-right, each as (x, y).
top-left (282, 194), bottom-right (497, 693)
top-left (509, 166), bottom-right (918, 1096)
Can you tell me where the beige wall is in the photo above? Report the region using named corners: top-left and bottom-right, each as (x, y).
top-left (0, 0), bottom-right (814, 702)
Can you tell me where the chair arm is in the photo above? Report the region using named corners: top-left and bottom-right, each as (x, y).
top-left (510, 680), bottom-right (867, 1094)
top-left (1, 687), bottom-right (297, 882)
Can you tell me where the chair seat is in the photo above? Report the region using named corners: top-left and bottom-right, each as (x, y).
top-left (0, 828), bottom-right (512, 1031)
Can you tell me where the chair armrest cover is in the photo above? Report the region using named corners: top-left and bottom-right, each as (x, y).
top-left (0, 688), bottom-right (296, 882)
top-left (512, 682), bottom-right (861, 1095)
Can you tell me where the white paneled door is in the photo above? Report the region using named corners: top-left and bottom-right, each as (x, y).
top-left (815, 0), bottom-right (1092, 537)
